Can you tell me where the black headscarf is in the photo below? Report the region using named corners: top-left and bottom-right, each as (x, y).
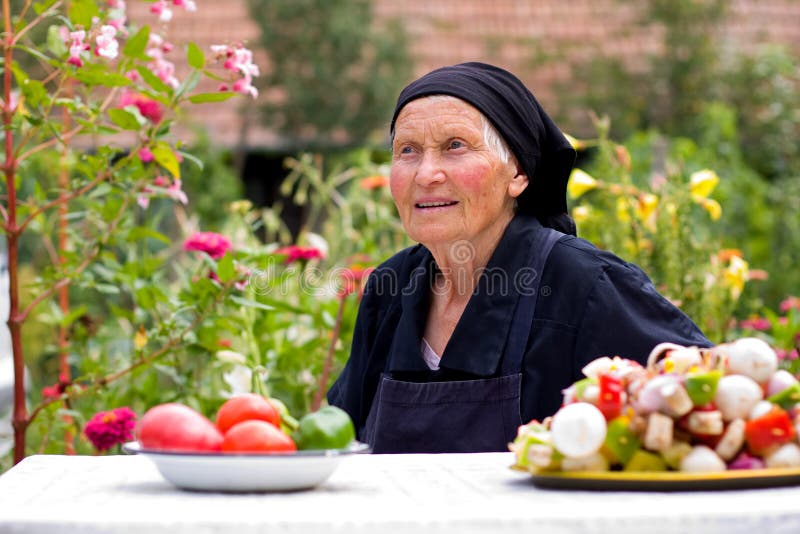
top-left (390, 62), bottom-right (577, 235)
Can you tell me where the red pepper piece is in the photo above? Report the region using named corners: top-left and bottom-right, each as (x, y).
top-left (744, 408), bottom-right (796, 456)
top-left (597, 373), bottom-right (624, 421)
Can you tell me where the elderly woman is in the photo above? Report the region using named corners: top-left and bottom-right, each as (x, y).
top-left (328, 62), bottom-right (709, 453)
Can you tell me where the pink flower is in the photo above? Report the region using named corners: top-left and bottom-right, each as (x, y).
top-left (275, 245), bottom-right (324, 264)
top-left (138, 147), bottom-right (154, 163)
top-left (167, 179), bottom-right (188, 204)
top-left (173, 0), bottom-right (196, 11)
top-left (780, 296), bottom-right (800, 314)
top-left (67, 29), bottom-right (88, 67)
top-left (95, 25), bottom-right (119, 59)
top-left (119, 91), bottom-right (163, 123)
top-left (84, 407), bottom-right (137, 452)
top-left (1, 89), bottom-right (19, 114)
top-left (210, 43), bottom-right (260, 99)
top-left (739, 317), bottom-right (772, 332)
top-left (184, 232), bottom-right (232, 259)
top-left (42, 384), bottom-right (61, 400)
top-left (150, 0), bottom-right (172, 21)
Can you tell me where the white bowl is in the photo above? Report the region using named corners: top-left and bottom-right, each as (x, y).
top-left (122, 441), bottom-right (369, 492)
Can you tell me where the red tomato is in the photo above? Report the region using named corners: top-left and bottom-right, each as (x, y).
top-left (137, 403), bottom-right (223, 452)
top-left (221, 420), bottom-right (297, 453)
top-left (216, 394), bottom-right (281, 434)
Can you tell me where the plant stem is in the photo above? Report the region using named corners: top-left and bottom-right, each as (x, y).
top-left (311, 294), bottom-right (347, 411)
top-left (3, 0), bottom-right (27, 465)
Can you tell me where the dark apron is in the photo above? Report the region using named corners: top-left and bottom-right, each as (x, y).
top-left (363, 226), bottom-right (564, 453)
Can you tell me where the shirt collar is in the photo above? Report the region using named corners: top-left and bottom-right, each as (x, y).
top-left (387, 214), bottom-right (542, 376)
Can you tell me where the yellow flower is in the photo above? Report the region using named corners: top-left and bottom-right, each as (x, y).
top-left (698, 198), bottom-right (722, 221)
top-left (616, 197), bottom-right (631, 223)
top-left (568, 169), bottom-right (598, 199)
top-left (562, 132), bottom-right (585, 151)
top-left (572, 205), bottom-right (591, 224)
top-left (134, 326), bottom-right (147, 350)
top-left (635, 193), bottom-right (659, 224)
top-left (723, 255), bottom-right (749, 300)
top-left (690, 169), bottom-right (719, 199)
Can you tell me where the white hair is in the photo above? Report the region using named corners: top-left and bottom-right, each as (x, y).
top-left (392, 95), bottom-right (513, 164)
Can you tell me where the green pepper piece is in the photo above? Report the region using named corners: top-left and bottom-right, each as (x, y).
top-left (603, 416), bottom-right (641, 465)
top-left (624, 449), bottom-right (668, 472)
top-left (767, 383), bottom-right (800, 411)
top-left (293, 406), bottom-right (356, 451)
top-left (685, 370), bottom-right (722, 406)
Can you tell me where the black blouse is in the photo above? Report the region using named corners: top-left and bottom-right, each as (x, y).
top-left (328, 214), bottom-right (711, 439)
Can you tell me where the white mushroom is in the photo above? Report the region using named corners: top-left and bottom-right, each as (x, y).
top-left (764, 443), bottom-right (800, 469)
top-left (721, 337), bottom-right (778, 384)
top-left (550, 402), bottom-right (607, 458)
top-left (680, 445), bottom-right (727, 472)
top-left (714, 375), bottom-right (764, 421)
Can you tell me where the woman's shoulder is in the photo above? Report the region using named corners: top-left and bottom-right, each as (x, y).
top-left (547, 234), bottom-right (626, 274)
top-left (364, 244), bottom-right (429, 300)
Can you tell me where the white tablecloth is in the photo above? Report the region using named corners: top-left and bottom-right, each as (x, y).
top-left (1, 452), bottom-right (800, 534)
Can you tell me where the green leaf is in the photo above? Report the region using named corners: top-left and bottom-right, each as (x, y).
top-left (95, 284), bottom-right (121, 295)
top-left (73, 66), bottom-right (131, 88)
top-left (175, 70), bottom-right (201, 99)
top-left (188, 92), bottom-right (237, 104)
top-left (187, 42), bottom-right (204, 69)
top-left (176, 150), bottom-right (204, 170)
top-left (124, 26), bottom-right (151, 59)
top-left (127, 226), bottom-right (171, 244)
top-left (151, 142), bottom-right (181, 179)
top-left (136, 66), bottom-right (171, 94)
top-left (229, 295), bottom-right (275, 312)
top-left (46, 25), bottom-right (68, 56)
top-left (59, 305), bottom-right (89, 328)
top-left (20, 79), bottom-right (47, 108)
top-left (68, 0), bottom-right (100, 28)
top-left (108, 108), bottom-right (142, 131)
top-left (217, 253), bottom-right (236, 283)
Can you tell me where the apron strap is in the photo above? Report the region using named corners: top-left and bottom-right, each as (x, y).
top-left (500, 225), bottom-right (564, 375)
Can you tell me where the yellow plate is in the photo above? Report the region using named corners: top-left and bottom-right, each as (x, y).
top-left (511, 465), bottom-right (800, 491)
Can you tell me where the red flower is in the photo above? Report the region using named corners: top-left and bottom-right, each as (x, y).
top-left (84, 407), bottom-right (137, 451)
top-left (275, 245), bottom-right (324, 264)
top-left (42, 384), bottom-right (61, 400)
top-left (184, 232), bottom-right (232, 260)
top-left (119, 92), bottom-right (163, 123)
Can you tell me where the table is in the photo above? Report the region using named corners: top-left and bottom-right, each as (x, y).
top-left (1, 452), bottom-right (800, 534)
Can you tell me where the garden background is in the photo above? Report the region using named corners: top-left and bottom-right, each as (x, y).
top-left (1, 0), bottom-right (799, 470)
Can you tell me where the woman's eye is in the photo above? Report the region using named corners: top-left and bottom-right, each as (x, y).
top-left (448, 140), bottom-right (465, 150)
top-left (398, 145), bottom-right (414, 155)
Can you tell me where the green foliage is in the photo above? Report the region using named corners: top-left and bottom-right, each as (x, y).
top-left (246, 0), bottom-right (414, 148)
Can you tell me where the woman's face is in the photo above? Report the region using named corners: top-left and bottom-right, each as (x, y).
top-left (390, 96), bottom-right (528, 254)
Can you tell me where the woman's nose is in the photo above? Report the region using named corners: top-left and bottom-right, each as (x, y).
top-left (414, 151), bottom-right (446, 186)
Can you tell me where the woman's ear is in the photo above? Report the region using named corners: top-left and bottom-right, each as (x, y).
top-left (507, 169), bottom-right (529, 199)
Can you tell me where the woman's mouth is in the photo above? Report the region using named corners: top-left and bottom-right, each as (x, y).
top-left (415, 201), bottom-right (458, 209)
